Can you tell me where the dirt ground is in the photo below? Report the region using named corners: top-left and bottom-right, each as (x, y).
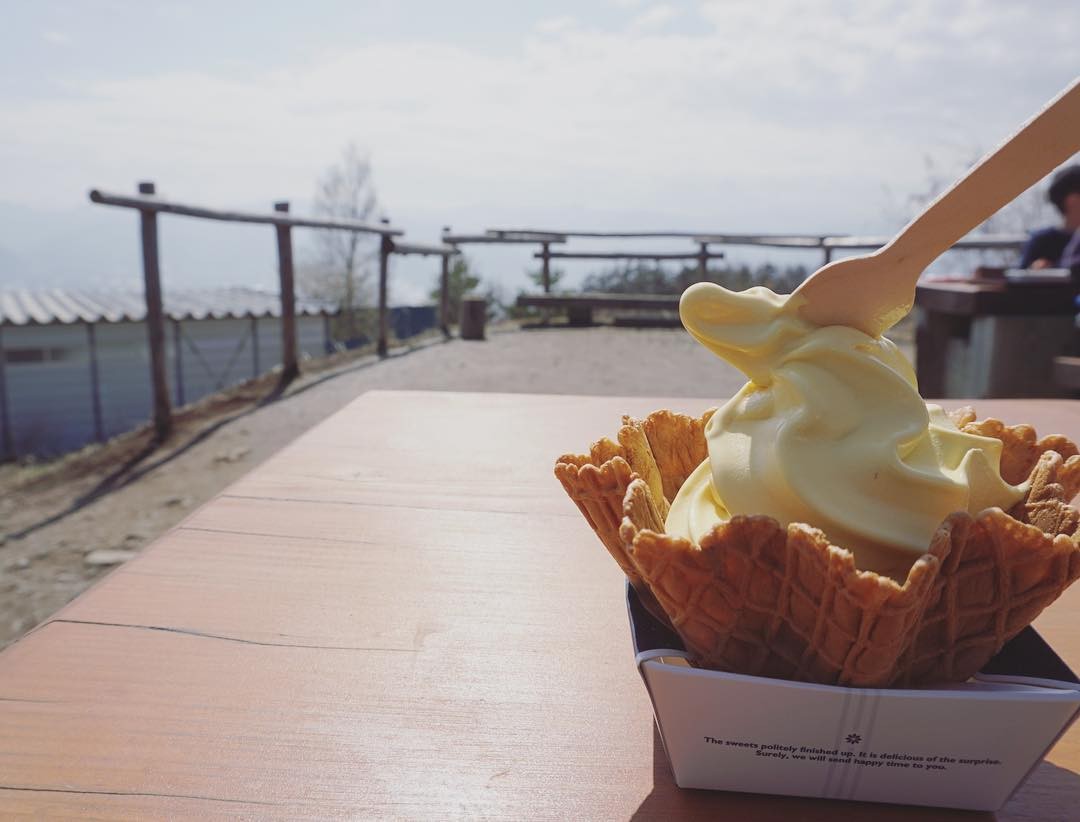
top-left (0, 318), bottom-right (918, 648)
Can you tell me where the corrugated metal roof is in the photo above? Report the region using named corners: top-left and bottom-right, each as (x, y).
top-left (0, 288), bottom-right (340, 326)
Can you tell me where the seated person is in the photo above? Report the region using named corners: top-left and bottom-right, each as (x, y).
top-left (1019, 164), bottom-right (1080, 270)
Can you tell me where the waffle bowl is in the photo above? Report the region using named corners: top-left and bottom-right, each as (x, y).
top-left (555, 407), bottom-right (1080, 687)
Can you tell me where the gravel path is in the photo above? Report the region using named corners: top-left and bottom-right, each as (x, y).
top-left (291, 325), bottom-right (746, 399)
top-left (0, 324), bottom-right (755, 646)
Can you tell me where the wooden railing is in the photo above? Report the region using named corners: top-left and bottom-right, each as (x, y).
top-left (90, 183), bottom-right (457, 440)
top-left (483, 227), bottom-right (1030, 287)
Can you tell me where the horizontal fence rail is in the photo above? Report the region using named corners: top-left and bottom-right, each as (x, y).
top-left (391, 240), bottom-right (458, 256)
top-left (488, 227), bottom-right (1030, 268)
top-left (538, 251), bottom-right (725, 260)
top-left (488, 229), bottom-right (705, 239)
top-left (89, 189), bottom-right (403, 236)
top-left (442, 232), bottom-right (568, 245)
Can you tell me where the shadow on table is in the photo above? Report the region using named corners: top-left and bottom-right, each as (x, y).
top-left (630, 723), bottom-right (1007, 821)
top-left (1001, 760), bottom-right (1080, 819)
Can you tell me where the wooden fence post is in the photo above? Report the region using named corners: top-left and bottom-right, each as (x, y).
top-left (172, 320), bottom-right (185, 406)
top-left (697, 242), bottom-right (708, 280)
top-left (440, 225), bottom-right (452, 337)
top-left (274, 201), bottom-right (299, 384)
top-left (138, 181), bottom-right (172, 442)
top-left (378, 218), bottom-right (391, 357)
top-left (0, 325), bottom-right (13, 460)
top-left (86, 322), bottom-right (105, 442)
top-left (251, 316), bottom-right (260, 376)
top-left (540, 242), bottom-right (551, 292)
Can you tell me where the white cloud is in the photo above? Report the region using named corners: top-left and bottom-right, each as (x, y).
top-left (534, 15), bottom-right (577, 34)
top-left (628, 4), bottom-right (679, 30)
top-left (41, 30), bottom-right (71, 45)
top-left (2, 2), bottom-right (1078, 294)
top-left (7, 6), bottom-right (1074, 213)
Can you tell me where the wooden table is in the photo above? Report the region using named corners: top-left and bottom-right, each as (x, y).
top-left (914, 281), bottom-right (1076, 398)
top-left (2, 391), bottom-right (1079, 820)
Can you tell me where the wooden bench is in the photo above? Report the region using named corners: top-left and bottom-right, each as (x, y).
top-left (515, 292), bottom-right (680, 325)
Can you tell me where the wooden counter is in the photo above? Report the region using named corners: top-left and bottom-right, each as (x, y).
top-left (915, 280), bottom-right (1075, 317)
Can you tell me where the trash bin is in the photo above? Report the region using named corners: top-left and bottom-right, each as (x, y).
top-left (460, 296), bottom-right (487, 341)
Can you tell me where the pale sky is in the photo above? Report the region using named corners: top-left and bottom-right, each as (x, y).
top-left (1, 1), bottom-right (1077, 304)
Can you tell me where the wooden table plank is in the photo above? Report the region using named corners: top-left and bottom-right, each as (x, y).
top-left (223, 392), bottom-right (715, 510)
top-left (1, 391), bottom-right (1079, 820)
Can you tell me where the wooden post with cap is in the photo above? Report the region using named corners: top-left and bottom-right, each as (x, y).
top-left (274, 201), bottom-right (299, 385)
top-left (0, 325), bottom-right (13, 460)
top-left (440, 226), bottom-right (453, 337)
top-left (377, 218), bottom-right (391, 357)
top-left (138, 181), bottom-right (173, 441)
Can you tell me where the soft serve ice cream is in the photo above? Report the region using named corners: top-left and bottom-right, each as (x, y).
top-left (665, 282), bottom-right (1026, 581)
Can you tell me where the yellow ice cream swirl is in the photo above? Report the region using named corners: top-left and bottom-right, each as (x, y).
top-left (666, 283), bottom-right (1026, 580)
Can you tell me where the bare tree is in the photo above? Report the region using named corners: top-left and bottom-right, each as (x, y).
top-left (300, 144), bottom-right (380, 340)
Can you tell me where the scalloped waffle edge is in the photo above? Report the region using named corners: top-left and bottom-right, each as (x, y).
top-left (556, 407), bottom-right (1080, 686)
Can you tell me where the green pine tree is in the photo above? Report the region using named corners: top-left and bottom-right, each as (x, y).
top-left (431, 257), bottom-right (481, 325)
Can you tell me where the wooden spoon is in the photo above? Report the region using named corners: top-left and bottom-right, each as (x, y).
top-left (791, 76), bottom-right (1080, 337)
